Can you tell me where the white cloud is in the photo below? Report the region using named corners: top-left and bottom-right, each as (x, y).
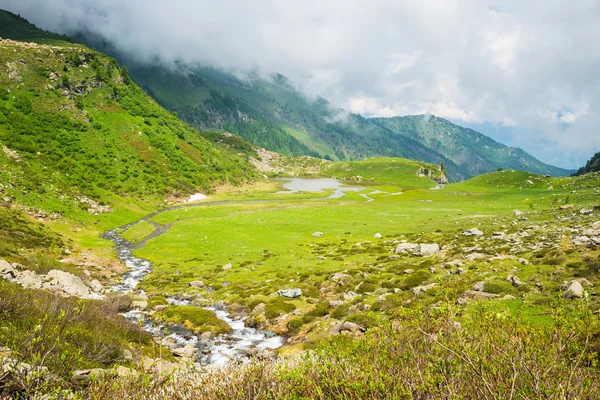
top-left (3, 0), bottom-right (600, 168)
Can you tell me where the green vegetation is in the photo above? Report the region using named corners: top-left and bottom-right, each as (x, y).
top-left (155, 306), bottom-right (231, 334)
top-left (0, 281), bottom-right (152, 395)
top-left (76, 36), bottom-right (571, 181)
top-left (0, 10), bottom-right (72, 44)
top-left (576, 152), bottom-right (600, 175)
top-left (120, 221), bottom-right (156, 243)
top-left (84, 303), bottom-right (600, 399)
top-left (0, 38), bottom-right (256, 221)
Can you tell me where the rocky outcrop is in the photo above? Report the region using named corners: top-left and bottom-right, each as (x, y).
top-left (0, 260), bottom-right (103, 300)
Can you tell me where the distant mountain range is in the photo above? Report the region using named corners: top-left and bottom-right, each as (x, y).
top-left (1, 10), bottom-right (573, 181)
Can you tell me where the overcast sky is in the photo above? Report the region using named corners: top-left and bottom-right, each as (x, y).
top-left (3, 0), bottom-right (600, 169)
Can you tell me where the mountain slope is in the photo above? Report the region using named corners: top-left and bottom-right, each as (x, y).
top-left (0, 37), bottom-right (257, 217)
top-left (0, 10), bottom-right (72, 44)
top-left (575, 152), bottom-right (600, 176)
top-left (70, 26), bottom-right (571, 181)
top-left (370, 115), bottom-right (570, 178)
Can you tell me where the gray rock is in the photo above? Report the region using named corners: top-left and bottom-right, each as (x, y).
top-left (172, 343), bottom-right (197, 359)
top-left (373, 233), bottom-right (383, 239)
top-left (222, 263), bottom-right (232, 271)
top-left (415, 243), bottom-right (440, 257)
top-left (395, 243), bottom-right (419, 254)
top-left (330, 272), bottom-right (352, 286)
top-left (471, 281), bottom-right (485, 292)
top-left (87, 279), bottom-right (103, 293)
top-left (72, 368), bottom-right (109, 385)
top-left (403, 269), bottom-right (414, 274)
top-left (329, 300), bottom-right (344, 308)
top-left (463, 228), bottom-right (484, 237)
top-left (312, 232), bottom-right (324, 237)
top-left (277, 288), bottom-right (302, 298)
top-left (189, 280), bottom-right (205, 288)
top-left (562, 280), bottom-right (585, 299)
top-left (330, 321), bottom-right (365, 335)
top-left (44, 269), bottom-right (96, 299)
top-left (340, 291), bottom-right (358, 301)
top-left (506, 275), bottom-right (524, 287)
top-left (412, 283), bottom-right (437, 296)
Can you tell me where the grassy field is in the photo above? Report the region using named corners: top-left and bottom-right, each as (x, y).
top-left (115, 162), bottom-right (600, 349)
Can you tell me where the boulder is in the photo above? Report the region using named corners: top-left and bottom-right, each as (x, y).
top-left (573, 236), bottom-right (590, 245)
top-left (45, 269), bottom-right (95, 299)
top-left (277, 288), bottom-right (302, 298)
top-left (562, 280), bottom-right (585, 299)
top-left (403, 269), bottom-right (414, 274)
top-left (507, 275), bottom-right (524, 287)
top-left (330, 321), bottom-right (365, 335)
top-left (412, 283), bottom-right (437, 296)
top-left (87, 279), bottom-right (103, 293)
top-left (72, 368), bottom-right (110, 385)
top-left (373, 233), bottom-right (383, 239)
top-left (395, 243), bottom-right (419, 254)
top-left (0, 260), bottom-right (16, 279)
top-left (492, 232), bottom-right (506, 240)
top-left (471, 281), bottom-right (485, 292)
top-left (415, 244), bottom-right (440, 257)
top-left (172, 343), bottom-right (197, 359)
top-left (115, 366), bottom-right (139, 378)
top-left (131, 300), bottom-right (147, 310)
top-left (340, 291), bottom-right (358, 301)
top-left (222, 263), bottom-right (232, 271)
top-left (514, 210), bottom-right (523, 216)
top-left (330, 272), bottom-right (352, 286)
top-left (18, 270), bottom-right (43, 289)
top-left (329, 300), bottom-right (344, 308)
top-left (463, 228), bottom-right (484, 237)
top-left (189, 280), bottom-right (205, 288)
top-left (312, 232), bottom-right (324, 237)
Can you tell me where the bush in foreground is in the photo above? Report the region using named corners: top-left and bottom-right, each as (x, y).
top-left (84, 301), bottom-right (600, 399)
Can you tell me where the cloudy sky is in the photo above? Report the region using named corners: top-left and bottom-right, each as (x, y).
top-left (4, 0), bottom-right (600, 169)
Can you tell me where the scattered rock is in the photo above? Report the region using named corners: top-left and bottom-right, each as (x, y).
top-left (373, 233), bottom-right (382, 239)
top-left (312, 232), bottom-right (324, 237)
top-left (415, 243), bottom-right (440, 257)
top-left (222, 263), bottom-right (232, 271)
top-left (471, 281), bottom-right (485, 292)
top-left (506, 275), bottom-right (524, 287)
top-left (562, 280), bottom-right (585, 299)
top-left (395, 243), bottom-right (420, 254)
top-left (403, 269), bottom-right (414, 274)
top-left (462, 228), bottom-right (484, 237)
top-left (189, 280), bottom-right (205, 288)
top-left (330, 272), bottom-right (352, 286)
top-left (330, 321), bottom-right (365, 335)
top-left (412, 283), bottom-right (437, 296)
top-left (277, 288), bottom-right (302, 298)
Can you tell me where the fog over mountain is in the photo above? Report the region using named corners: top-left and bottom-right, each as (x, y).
top-left (4, 0), bottom-right (600, 168)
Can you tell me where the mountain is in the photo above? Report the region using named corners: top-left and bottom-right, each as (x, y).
top-left (0, 17), bottom-right (257, 217)
top-left (575, 152), bottom-right (600, 176)
top-left (370, 115), bottom-right (571, 178)
top-left (69, 32), bottom-right (571, 181)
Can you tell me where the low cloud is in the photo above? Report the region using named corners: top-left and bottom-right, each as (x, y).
top-left (4, 0), bottom-right (600, 168)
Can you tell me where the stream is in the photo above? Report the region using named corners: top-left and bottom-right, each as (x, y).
top-left (101, 178), bottom-right (370, 366)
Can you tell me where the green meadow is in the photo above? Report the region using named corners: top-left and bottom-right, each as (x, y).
top-left (113, 163), bottom-right (600, 342)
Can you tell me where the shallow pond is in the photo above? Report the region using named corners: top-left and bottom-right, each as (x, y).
top-left (276, 178), bottom-right (363, 199)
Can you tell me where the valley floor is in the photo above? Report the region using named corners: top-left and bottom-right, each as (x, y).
top-left (3, 168), bottom-right (600, 398)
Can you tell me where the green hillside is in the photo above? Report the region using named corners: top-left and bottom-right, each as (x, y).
top-left (575, 151), bottom-right (600, 175)
top-left (71, 31), bottom-right (571, 181)
top-left (0, 38), bottom-right (257, 217)
top-left (0, 10), bottom-right (72, 44)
